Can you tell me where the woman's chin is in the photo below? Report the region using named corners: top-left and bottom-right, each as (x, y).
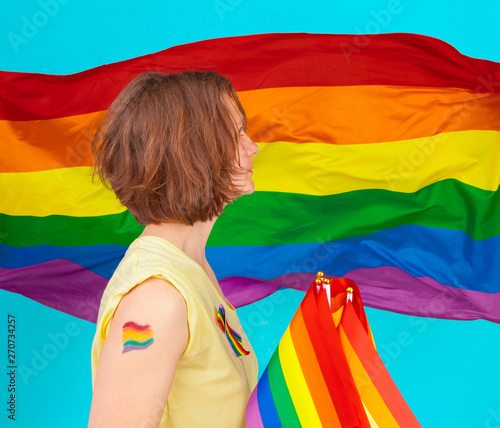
top-left (233, 179), bottom-right (255, 197)
top-left (242, 181), bottom-right (255, 196)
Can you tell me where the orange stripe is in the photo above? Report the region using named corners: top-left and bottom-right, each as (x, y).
top-left (290, 305), bottom-right (341, 428)
top-left (240, 85), bottom-right (500, 145)
top-left (0, 111), bottom-right (104, 172)
top-left (341, 305), bottom-right (421, 427)
top-left (2, 85), bottom-right (500, 172)
top-left (339, 322), bottom-right (400, 427)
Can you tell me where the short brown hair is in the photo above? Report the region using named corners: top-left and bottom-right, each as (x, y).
top-left (92, 71), bottom-right (247, 225)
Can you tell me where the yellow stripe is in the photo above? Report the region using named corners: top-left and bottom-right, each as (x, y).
top-left (363, 402), bottom-right (381, 428)
top-left (278, 327), bottom-right (322, 427)
top-left (2, 129), bottom-right (498, 217)
top-left (122, 330), bottom-right (152, 341)
top-left (0, 167), bottom-right (126, 217)
top-left (332, 307), bottom-right (344, 327)
top-left (339, 324), bottom-right (400, 428)
top-left (254, 130), bottom-right (500, 195)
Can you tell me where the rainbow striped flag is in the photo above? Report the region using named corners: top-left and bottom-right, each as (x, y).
top-left (246, 275), bottom-right (421, 427)
top-left (1, 33), bottom-right (500, 324)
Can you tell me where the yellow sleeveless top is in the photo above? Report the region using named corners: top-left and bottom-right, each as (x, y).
top-left (91, 235), bottom-right (258, 427)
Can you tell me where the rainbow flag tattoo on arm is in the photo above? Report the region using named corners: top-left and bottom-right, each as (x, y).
top-left (122, 321), bottom-right (154, 353)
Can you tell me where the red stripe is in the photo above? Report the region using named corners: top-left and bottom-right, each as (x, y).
top-left (315, 288), bottom-right (371, 427)
top-left (2, 33), bottom-right (500, 121)
top-left (341, 303), bottom-right (421, 427)
top-left (330, 277), bottom-right (370, 333)
top-left (300, 286), bottom-right (369, 427)
top-left (122, 321), bottom-right (151, 331)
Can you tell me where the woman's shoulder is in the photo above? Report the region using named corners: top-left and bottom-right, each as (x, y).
top-left (114, 276), bottom-right (187, 324)
top-left (93, 259), bottom-right (191, 371)
top-left (104, 277), bottom-right (187, 339)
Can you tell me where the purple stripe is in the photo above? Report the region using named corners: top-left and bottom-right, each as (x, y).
top-left (220, 267), bottom-right (500, 323)
top-left (220, 276), bottom-right (297, 305)
top-left (345, 267), bottom-right (500, 323)
top-left (0, 260), bottom-right (107, 323)
top-left (246, 385), bottom-right (264, 428)
top-left (2, 260), bottom-right (499, 323)
top-left (123, 342), bottom-right (153, 353)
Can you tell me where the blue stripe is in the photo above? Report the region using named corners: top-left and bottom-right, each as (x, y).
top-left (2, 223), bottom-right (499, 293)
top-left (207, 225), bottom-right (500, 294)
top-left (257, 366), bottom-right (283, 427)
top-left (0, 244), bottom-right (126, 278)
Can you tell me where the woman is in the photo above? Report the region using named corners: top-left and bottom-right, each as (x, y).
top-left (88, 71), bottom-right (259, 427)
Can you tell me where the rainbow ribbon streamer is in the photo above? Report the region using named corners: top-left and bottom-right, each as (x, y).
top-left (246, 275), bottom-right (421, 428)
top-left (217, 304), bottom-right (250, 357)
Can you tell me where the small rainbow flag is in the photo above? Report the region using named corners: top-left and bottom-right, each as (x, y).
top-left (246, 275), bottom-right (421, 428)
top-left (121, 321), bottom-right (154, 353)
top-left (217, 304), bottom-right (250, 357)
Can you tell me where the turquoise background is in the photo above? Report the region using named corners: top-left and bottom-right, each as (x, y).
top-left (2, 1), bottom-right (500, 427)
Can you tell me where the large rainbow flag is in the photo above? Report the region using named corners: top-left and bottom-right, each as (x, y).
top-left (1, 32), bottom-right (500, 326)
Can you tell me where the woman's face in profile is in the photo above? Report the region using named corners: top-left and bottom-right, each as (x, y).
top-left (224, 94), bottom-right (259, 196)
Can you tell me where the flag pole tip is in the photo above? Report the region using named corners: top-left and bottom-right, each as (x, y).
top-left (346, 286), bottom-right (353, 303)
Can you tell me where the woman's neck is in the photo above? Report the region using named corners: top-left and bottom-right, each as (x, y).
top-left (139, 218), bottom-right (216, 269)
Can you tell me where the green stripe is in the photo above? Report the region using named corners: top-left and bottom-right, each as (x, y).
top-left (267, 344), bottom-right (302, 427)
top-left (1, 179), bottom-right (498, 247)
top-left (0, 210), bottom-right (142, 247)
top-left (210, 178), bottom-right (500, 245)
top-left (123, 338), bottom-right (154, 347)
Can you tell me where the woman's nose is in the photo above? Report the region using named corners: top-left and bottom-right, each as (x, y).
top-left (247, 136), bottom-right (259, 156)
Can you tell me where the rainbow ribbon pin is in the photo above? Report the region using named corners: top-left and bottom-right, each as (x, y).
top-left (217, 304), bottom-right (250, 357)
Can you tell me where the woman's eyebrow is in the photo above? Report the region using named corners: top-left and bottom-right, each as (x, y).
top-left (240, 116), bottom-right (247, 130)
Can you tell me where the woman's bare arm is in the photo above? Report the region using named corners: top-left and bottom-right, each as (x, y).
top-left (88, 277), bottom-right (188, 428)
